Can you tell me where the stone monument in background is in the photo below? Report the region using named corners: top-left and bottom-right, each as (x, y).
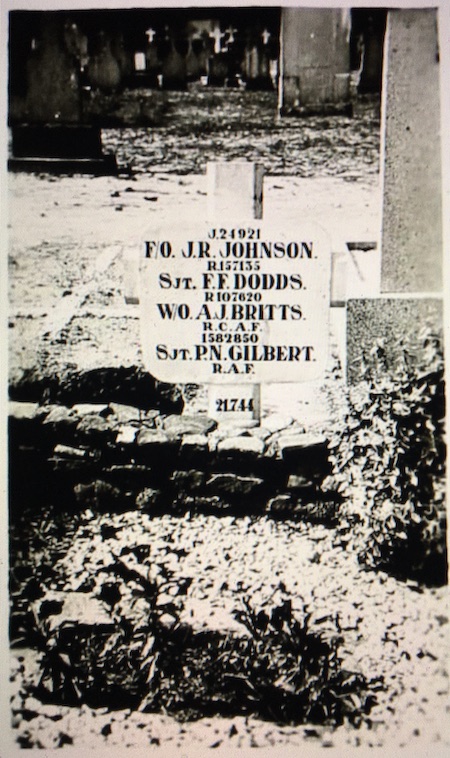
top-left (347, 8), bottom-right (443, 382)
top-left (380, 9), bottom-right (442, 294)
top-left (8, 14), bottom-right (117, 174)
top-left (278, 7), bottom-right (351, 114)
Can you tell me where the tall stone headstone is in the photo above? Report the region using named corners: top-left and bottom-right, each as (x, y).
top-left (88, 30), bottom-right (122, 91)
top-left (380, 9), bottom-right (442, 293)
top-left (145, 37), bottom-right (160, 77)
top-left (357, 12), bottom-right (386, 94)
top-left (279, 8), bottom-right (351, 112)
top-left (186, 39), bottom-right (204, 80)
top-left (244, 44), bottom-right (272, 90)
top-left (8, 13), bottom-right (117, 174)
top-left (111, 31), bottom-right (131, 80)
top-left (346, 9), bottom-right (443, 385)
top-left (18, 17), bottom-right (81, 123)
top-left (208, 54), bottom-right (229, 86)
top-left (161, 38), bottom-right (187, 90)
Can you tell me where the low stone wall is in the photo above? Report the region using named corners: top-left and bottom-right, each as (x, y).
top-left (9, 400), bottom-right (337, 522)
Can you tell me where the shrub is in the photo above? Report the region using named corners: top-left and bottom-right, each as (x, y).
top-left (329, 328), bottom-right (446, 585)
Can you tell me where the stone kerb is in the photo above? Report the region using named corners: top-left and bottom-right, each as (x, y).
top-left (8, 400), bottom-right (335, 522)
top-left (9, 166), bottom-right (336, 523)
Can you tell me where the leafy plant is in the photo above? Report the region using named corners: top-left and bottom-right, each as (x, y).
top-left (31, 557), bottom-right (380, 727)
top-left (329, 328), bottom-right (446, 584)
top-left (227, 589), bottom-right (379, 726)
top-left (136, 585), bottom-right (381, 726)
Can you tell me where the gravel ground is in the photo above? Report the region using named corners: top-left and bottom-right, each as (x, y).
top-left (6, 92), bottom-right (449, 754)
top-left (9, 512), bottom-right (449, 752)
top-left (101, 91), bottom-right (380, 178)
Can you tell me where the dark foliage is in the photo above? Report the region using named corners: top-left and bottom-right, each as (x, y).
top-left (330, 328), bottom-right (446, 585)
top-left (28, 550), bottom-right (380, 727)
top-left (136, 589), bottom-right (380, 726)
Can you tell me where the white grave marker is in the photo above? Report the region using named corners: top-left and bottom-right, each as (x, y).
top-left (137, 162), bottom-right (331, 422)
top-left (139, 224), bottom-right (330, 385)
top-left (134, 52), bottom-right (146, 71)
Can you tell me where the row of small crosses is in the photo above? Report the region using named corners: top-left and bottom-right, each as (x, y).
top-left (145, 26), bottom-right (272, 53)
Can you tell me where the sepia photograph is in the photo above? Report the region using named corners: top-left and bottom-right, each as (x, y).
top-left (1, 0), bottom-right (448, 755)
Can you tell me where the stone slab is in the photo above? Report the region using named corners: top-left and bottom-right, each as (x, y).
top-left (8, 155), bottom-right (118, 176)
top-left (136, 429), bottom-right (171, 447)
top-left (11, 126), bottom-right (103, 159)
top-left (206, 473), bottom-right (264, 496)
top-left (8, 401), bottom-right (46, 421)
top-left (116, 425), bottom-right (138, 445)
top-left (171, 470), bottom-right (206, 491)
top-left (76, 414), bottom-right (116, 441)
top-left (32, 592), bottom-right (114, 636)
top-left (217, 436), bottom-right (266, 457)
top-left (262, 413), bottom-right (294, 434)
top-left (162, 414), bottom-right (217, 437)
top-left (287, 473), bottom-right (315, 489)
top-left (180, 433), bottom-right (209, 452)
top-left (43, 406), bottom-right (78, 426)
top-left (71, 403), bottom-right (109, 416)
top-left (277, 433), bottom-right (328, 456)
top-left (53, 444), bottom-right (89, 459)
top-left (109, 402), bottom-right (143, 423)
top-left (346, 297), bottom-right (443, 384)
